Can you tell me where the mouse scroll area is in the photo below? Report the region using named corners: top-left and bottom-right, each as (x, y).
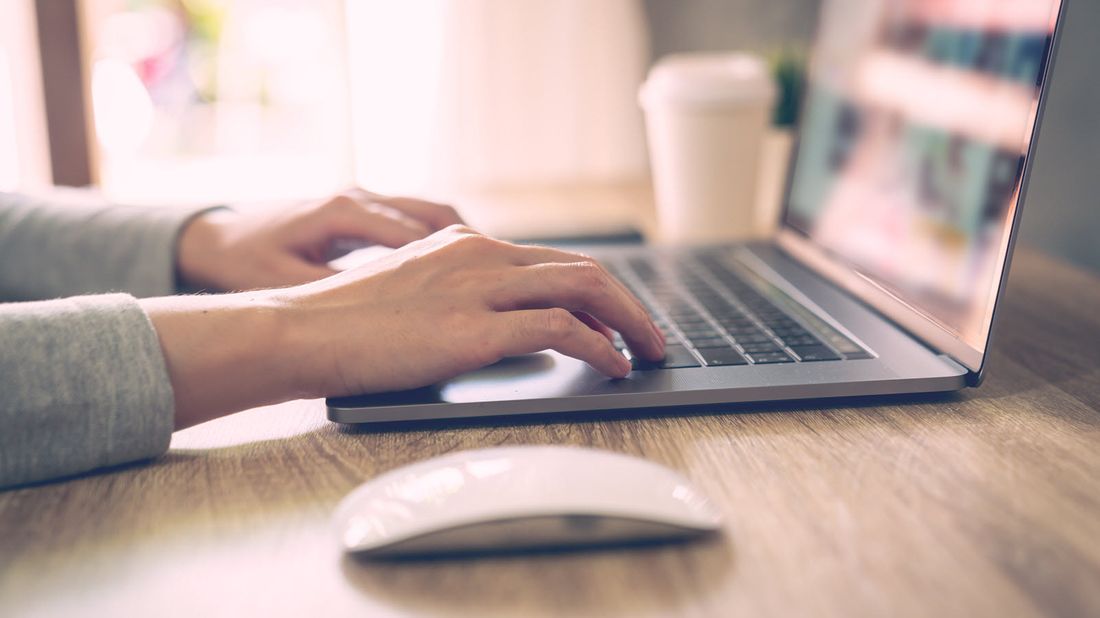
top-left (348, 514), bottom-right (716, 559)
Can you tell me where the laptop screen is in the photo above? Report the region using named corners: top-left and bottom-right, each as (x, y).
top-left (784, 0), bottom-right (1063, 353)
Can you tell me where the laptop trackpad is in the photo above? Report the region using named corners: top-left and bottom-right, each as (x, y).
top-left (328, 351), bottom-right (664, 413)
top-left (441, 352), bottom-right (601, 403)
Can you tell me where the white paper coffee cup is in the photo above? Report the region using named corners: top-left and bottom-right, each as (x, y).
top-left (640, 53), bottom-right (777, 244)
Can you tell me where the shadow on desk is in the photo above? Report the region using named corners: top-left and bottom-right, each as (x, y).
top-left (340, 538), bottom-right (734, 617)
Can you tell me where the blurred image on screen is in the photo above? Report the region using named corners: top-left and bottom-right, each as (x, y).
top-left (785, 0), bottom-right (1062, 350)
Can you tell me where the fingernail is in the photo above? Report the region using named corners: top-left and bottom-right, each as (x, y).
top-left (618, 352), bottom-right (633, 375)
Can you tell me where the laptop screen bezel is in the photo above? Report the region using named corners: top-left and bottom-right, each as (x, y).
top-left (773, 0), bottom-right (1070, 379)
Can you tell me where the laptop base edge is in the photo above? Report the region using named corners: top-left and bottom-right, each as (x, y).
top-left (327, 368), bottom-right (966, 425)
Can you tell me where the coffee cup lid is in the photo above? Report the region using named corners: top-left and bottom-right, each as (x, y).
top-left (639, 53), bottom-right (777, 110)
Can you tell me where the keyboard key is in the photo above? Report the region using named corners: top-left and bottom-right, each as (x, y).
top-left (699, 297), bottom-right (732, 309)
top-left (770, 325), bottom-right (810, 338)
top-left (732, 333), bottom-right (772, 344)
top-left (719, 315), bottom-right (752, 324)
top-left (779, 334), bottom-right (822, 347)
top-left (746, 351), bottom-right (794, 364)
top-left (629, 254), bottom-right (868, 367)
top-left (699, 348), bottom-right (749, 366)
top-left (789, 345), bottom-right (842, 362)
top-left (666, 304), bottom-right (699, 316)
top-left (630, 344), bottom-right (701, 370)
top-left (824, 334), bottom-right (866, 355)
top-left (689, 336), bottom-right (730, 349)
top-left (738, 341), bottom-right (782, 353)
top-left (769, 318), bottom-right (800, 328)
top-left (672, 313), bottom-right (708, 324)
top-left (709, 311), bottom-right (745, 323)
top-left (678, 324), bottom-right (719, 336)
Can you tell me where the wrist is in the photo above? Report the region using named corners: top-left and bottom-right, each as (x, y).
top-left (176, 209), bottom-right (237, 291)
top-left (265, 286), bottom-right (343, 401)
top-left (142, 290), bottom-right (306, 428)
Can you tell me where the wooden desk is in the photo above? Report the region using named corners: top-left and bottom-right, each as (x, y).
top-left (1, 247), bottom-right (1098, 617)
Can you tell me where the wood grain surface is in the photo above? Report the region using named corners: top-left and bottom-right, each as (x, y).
top-left (1, 247), bottom-right (1098, 618)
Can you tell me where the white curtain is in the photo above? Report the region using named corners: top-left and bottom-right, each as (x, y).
top-left (0, 0), bottom-right (50, 191)
top-left (347, 0), bottom-right (650, 198)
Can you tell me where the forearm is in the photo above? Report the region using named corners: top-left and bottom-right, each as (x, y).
top-left (0, 191), bottom-right (216, 301)
top-left (141, 292), bottom-right (308, 429)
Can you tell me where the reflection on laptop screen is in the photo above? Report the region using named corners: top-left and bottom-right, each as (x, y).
top-left (785, 0), bottom-right (1062, 351)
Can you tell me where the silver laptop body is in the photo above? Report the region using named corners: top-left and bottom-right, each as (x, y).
top-left (329, 0), bottom-right (1068, 424)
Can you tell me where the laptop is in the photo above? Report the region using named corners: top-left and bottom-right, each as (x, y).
top-left (328, 0), bottom-right (1068, 424)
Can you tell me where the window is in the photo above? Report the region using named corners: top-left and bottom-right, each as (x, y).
top-left (73, 0), bottom-right (648, 212)
top-left (81, 0), bottom-right (353, 203)
top-left (0, 0), bottom-right (50, 191)
top-left (0, 48), bottom-right (19, 191)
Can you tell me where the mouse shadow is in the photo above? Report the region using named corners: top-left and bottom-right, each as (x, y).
top-left (339, 532), bottom-right (735, 617)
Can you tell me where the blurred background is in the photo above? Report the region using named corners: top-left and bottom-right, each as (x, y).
top-left (1, 0), bottom-right (1096, 271)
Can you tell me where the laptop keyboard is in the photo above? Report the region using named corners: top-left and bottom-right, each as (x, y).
top-left (606, 252), bottom-right (874, 370)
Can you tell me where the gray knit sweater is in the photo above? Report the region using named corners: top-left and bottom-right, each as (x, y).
top-left (0, 191), bottom-right (211, 488)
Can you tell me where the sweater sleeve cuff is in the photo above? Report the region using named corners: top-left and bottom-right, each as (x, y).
top-left (0, 294), bottom-right (175, 487)
top-left (0, 191), bottom-right (224, 301)
top-left (131, 205), bottom-right (227, 297)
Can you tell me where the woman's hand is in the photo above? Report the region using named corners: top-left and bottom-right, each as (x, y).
top-left (276, 225), bottom-right (665, 398)
top-left (176, 188), bottom-right (462, 292)
top-left (143, 226), bottom-right (665, 429)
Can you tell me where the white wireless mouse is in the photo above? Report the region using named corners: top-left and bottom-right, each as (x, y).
top-left (334, 445), bottom-right (723, 557)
